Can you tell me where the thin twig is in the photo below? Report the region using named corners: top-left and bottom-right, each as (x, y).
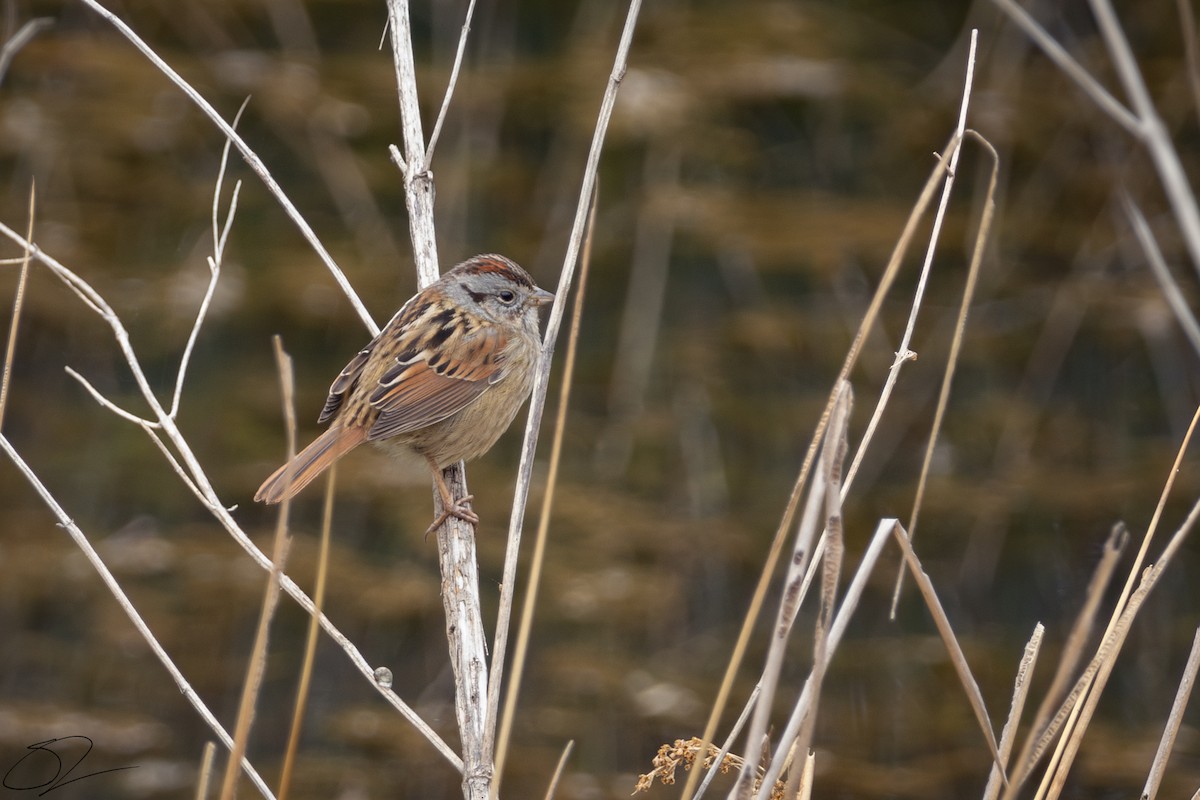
top-left (0, 224), bottom-right (461, 770)
top-left (542, 740), bottom-right (575, 800)
top-left (195, 742), bottom-right (217, 800)
top-left (0, 182), bottom-right (34, 430)
top-left (877, 30), bottom-right (976, 609)
top-left (0, 433), bottom-right (276, 799)
top-left (1122, 194), bottom-right (1200, 358)
top-left (1002, 523), bottom-right (1128, 797)
top-left (424, 0), bottom-right (479, 168)
top-left (987, 0), bottom-right (1140, 135)
top-left (1140, 627), bottom-right (1200, 800)
top-left (486, 0), bottom-right (644, 763)
top-left (0, 17), bottom-right (52, 85)
top-left (748, 518), bottom-right (898, 795)
top-left (491, 188), bottom-right (598, 799)
top-left (77, 0), bottom-right (378, 334)
top-left (168, 100), bottom-right (248, 419)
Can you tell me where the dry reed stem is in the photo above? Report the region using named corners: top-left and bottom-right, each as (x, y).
top-left (1140, 627), bottom-right (1200, 800)
top-left (680, 132), bottom-right (963, 800)
top-left (982, 624), bottom-right (1044, 800)
top-left (491, 190), bottom-right (598, 799)
top-left (892, 129), bottom-right (999, 614)
top-left (1176, 0), bottom-right (1200, 128)
top-left (0, 17), bottom-right (52, 83)
top-left (195, 742), bottom-right (217, 800)
top-left (889, 524), bottom-right (1004, 775)
top-left (747, 518), bottom-right (898, 796)
top-left (278, 415), bottom-right (336, 797)
top-left (733, 382), bottom-right (841, 798)
top-left (1002, 523), bottom-right (1128, 797)
top-left (486, 0), bottom-right (644, 759)
top-left (795, 751), bottom-right (814, 800)
top-left (784, 390), bottom-right (849, 792)
top-left (542, 740), bottom-right (575, 800)
top-left (0, 182), bottom-right (32, 430)
top-left (1042, 490), bottom-right (1200, 799)
top-left (220, 339), bottom-right (297, 800)
top-left (883, 30), bottom-right (977, 607)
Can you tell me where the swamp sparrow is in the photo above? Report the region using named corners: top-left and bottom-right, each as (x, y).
top-left (255, 254), bottom-right (553, 533)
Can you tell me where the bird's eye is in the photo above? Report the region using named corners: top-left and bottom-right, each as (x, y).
top-left (498, 290), bottom-right (516, 304)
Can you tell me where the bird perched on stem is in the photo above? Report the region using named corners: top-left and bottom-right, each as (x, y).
top-left (255, 254), bottom-right (553, 534)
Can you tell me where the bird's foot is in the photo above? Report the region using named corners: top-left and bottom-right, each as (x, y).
top-left (425, 494), bottom-right (478, 539)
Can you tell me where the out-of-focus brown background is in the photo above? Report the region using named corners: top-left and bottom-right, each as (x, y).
top-left (2, 1), bottom-right (1200, 797)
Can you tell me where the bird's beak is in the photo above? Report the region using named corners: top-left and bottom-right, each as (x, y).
top-left (532, 288), bottom-right (555, 307)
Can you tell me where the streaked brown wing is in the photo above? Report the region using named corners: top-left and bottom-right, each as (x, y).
top-left (317, 345), bottom-right (374, 424)
top-left (366, 324), bottom-right (507, 441)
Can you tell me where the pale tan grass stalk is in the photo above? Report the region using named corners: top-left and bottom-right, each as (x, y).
top-left (491, 191), bottom-right (597, 800)
top-left (681, 135), bottom-right (963, 800)
top-left (542, 740), bottom-right (575, 800)
top-left (889, 524), bottom-right (1004, 774)
top-left (0, 182), bottom-right (33, 430)
top-left (1140, 627), bottom-right (1200, 800)
top-left (195, 742), bottom-right (217, 800)
top-left (794, 751), bottom-right (814, 800)
top-left (278, 408), bottom-right (336, 798)
top-left (733, 384), bottom-right (842, 797)
top-left (982, 625), bottom-right (1044, 800)
top-left (220, 339), bottom-right (296, 800)
top-left (1001, 523), bottom-right (1128, 798)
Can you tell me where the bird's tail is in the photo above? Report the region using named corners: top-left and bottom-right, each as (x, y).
top-left (254, 425), bottom-right (367, 504)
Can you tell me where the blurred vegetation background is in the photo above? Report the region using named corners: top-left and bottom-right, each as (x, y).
top-left (2, 0), bottom-right (1200, 797)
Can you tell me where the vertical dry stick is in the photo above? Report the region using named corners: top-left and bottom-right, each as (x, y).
top-left (485, 0), bottom-right (644, 758)
top-left (982, 625), bottom-right (1044, 800)
top-left (491, 190), bottom-right (598, 800)
top-left (384, 3), bottom-right (490, 796)
top-left (884, 29), bottom-right (978, 611)
top-left (221, 338), bottom-right (297, 800)
top-left (1141, 627), bottom-right (1200, 800)
top-left (0, 181), bottom-right (33, 430)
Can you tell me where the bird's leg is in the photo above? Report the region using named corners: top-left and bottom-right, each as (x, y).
top-left (425, 455), bottom-right (478, 539)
